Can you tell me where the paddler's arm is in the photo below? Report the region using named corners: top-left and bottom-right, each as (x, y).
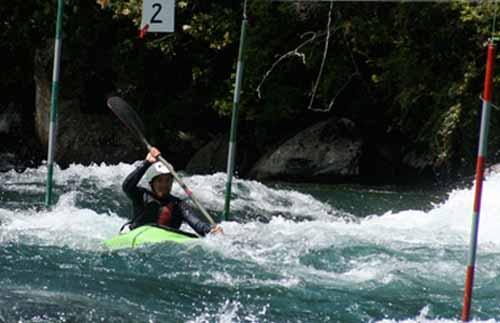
top-left (122, 147), bottom-right (161, 201)
top-left (122, 160), bottom-right (151, 200)
top-left (178, 201), bottom-right (223, 236)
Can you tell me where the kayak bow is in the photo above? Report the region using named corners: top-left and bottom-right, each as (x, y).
top-left (104, 225), bottom-right (198, 250)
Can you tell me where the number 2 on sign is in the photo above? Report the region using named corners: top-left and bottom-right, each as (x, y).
top-left (151, 3), bottom-right (163, 24)
top-left (141, 0), bottom-right (174, 32)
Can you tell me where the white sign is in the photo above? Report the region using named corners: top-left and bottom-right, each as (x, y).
top-left (141, 0), bottom-right (175, 33)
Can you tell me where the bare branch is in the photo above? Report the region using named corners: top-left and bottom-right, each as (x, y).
top-left (256, 3), bottom-right (361, 112)
top-left (311, 20), bottom-right (361, 112)
top-left (307, 1), bottom-right (334, 111)
top-left (256, 31), bottom-right (319, 99)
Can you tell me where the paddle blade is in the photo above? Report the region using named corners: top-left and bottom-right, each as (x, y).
top-left (107, 96), bottom-right (149, 147)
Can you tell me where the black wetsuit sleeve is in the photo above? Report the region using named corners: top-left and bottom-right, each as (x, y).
top-left (178, 201), bottom-right (213, 236)
top-left (122, 160), bottom-right (151, 202)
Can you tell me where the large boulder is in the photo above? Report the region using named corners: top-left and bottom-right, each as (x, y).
top-left (185, 133), bottom-right (257, 175)
top-left (34, 40), bottom-right (143, 166)
top-left (249, 118), bottom-right (363, 182)
top-left (0, 103), bottom-right (21, 135)
top-left (0, 153), bottom-right (17, 172)
top-left (0, 103), bottom-right (42, 171)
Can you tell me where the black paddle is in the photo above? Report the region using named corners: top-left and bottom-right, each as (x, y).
top-left (107, 96), bottom-right (216, 225)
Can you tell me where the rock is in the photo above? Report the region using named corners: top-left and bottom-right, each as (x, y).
top-left (0, 103), bottom-right (21, 135)
top-left (0, 153), bottom-right (17, 172)
top-left (185, 134), bottom-right (228, 174)
top-left (34, 40), bottom-right (143, 166)
top-left (55, 109), bottom-right (144, 165)
top-left (402, 149), bottom-right (433, 170)
top-left (249, 118), bottom-right (363, 182)
top-left (0, 101), bottom-right (45, 171)
top-left (185, 133), bottom-right (257, 175)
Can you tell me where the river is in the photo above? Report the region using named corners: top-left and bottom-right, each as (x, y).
top-left (0, 162), bottom-right (499, 322)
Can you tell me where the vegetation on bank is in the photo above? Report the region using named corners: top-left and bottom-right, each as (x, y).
top-left (2, 1), bottom-right (500, 178)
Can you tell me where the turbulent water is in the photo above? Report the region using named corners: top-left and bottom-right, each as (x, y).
top-left (0, 162), bottom-right (499, 322)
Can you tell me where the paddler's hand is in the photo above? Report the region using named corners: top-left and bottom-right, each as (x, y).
top-left (210, 224), bottom-right (224, 235)
top-left (146, 147), bottom-right (161, 163)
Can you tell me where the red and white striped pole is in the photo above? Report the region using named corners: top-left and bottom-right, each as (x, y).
top-left (461, 40), bottom-right (496, 322)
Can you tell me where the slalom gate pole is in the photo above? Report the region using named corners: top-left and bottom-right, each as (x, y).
top-left (461, 40), bottom-right (496, 322)
top-left (45, 0), bottom-right (64, 207)
top-left (223, 0), bottom-right (248, 221)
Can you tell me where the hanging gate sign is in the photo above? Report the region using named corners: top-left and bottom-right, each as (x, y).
top-left (141, 0), bottom-right (175, 33)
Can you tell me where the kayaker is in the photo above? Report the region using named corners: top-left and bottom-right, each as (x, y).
top-left (120, 147), bottom-right (223, 236)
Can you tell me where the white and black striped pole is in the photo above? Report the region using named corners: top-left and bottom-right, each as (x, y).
top-left (45, 0), bottom-right (64, 207)
top-left (223, 0), bottom-right (248, 221)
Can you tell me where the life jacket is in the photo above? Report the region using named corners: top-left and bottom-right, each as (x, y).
top-left (158, 202), bottom-right (175, 226)
top-left (128, 192), bottom-right (179, 230)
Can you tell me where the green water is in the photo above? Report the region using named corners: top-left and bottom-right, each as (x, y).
top-left (0, 163), bottom-right (499, 322)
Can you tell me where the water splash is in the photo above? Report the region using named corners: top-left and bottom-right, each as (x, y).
top-left (1, 163), bottom-right (500, 321)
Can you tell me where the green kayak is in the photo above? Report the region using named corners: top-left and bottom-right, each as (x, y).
top-left (104, 225), bottom-right (198, 250)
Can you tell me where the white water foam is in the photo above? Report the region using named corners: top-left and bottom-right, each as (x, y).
top-left (187, 300), bottom-right (270, 323)
top-left (195, 171), bottom-right (500, 292)
top-left (0, 191), bottom-right (123, 250)
top-left (1, 163), bottom-right (500, 282)
top-left (1, 164), bottom-right (344, 251)
top-left (170, 172), bottom-right (343, 220)
top-left (2, 163), bottom-right (500, 321)
top-left (360, 171), bottom-right (500, 247)
top-left (377, 304), bottom-right (498, 323)
top-left (2, 162), bottom-right (136, 189)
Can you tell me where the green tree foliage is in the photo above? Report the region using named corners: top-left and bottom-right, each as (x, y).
top-left (0, 2), bottom-right (51, 107)
top-left (240, 1), bottom-right (500, 170)
top-left (2, 0), bottom-right (500, 173)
